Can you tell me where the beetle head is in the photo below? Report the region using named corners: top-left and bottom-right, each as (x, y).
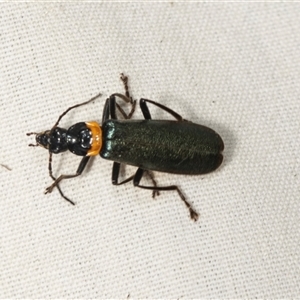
top-left (27, 127), bottom-right (68, 153)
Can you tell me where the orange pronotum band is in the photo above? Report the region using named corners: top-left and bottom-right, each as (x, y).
top-left (86, 121), bottom-right (102, 156)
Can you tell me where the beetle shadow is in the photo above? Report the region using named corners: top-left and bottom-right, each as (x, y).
top-left (118, 163), bottom-right (136, 183)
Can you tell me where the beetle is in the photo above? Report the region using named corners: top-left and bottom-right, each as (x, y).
top-left (27, 74), bottom-right (224, 221)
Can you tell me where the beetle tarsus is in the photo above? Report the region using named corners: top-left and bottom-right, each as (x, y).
top-left (189, 209), bottom-right (199, 222)
top-left (177, 188), bottom-right (199, 221)
top-left (44, 183), bottom-right (56, 194)
top-left (120, 73), bottom-right (130, 99)
top-left (152, 190), bottom-right (160, 198)
top-left (45, 181), bottom-right (76, 205)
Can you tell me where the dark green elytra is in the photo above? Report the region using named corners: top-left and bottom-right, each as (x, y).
top-left (100, 119), bottom-right (224, 174)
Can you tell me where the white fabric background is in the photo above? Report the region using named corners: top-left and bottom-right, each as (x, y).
top-left (0, 3), bottom-right (299, 299)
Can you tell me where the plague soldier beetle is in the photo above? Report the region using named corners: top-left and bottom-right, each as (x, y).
top-left (28, 74), bottom-right (224, 221)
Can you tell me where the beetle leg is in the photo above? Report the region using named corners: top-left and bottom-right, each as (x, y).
top-left (102, 98), bottom-right (110, 123)
top-left (104, 73), bottom-right (136, 121)
top-left (103, 93), bottom-right (136, 122)
top-left (138, 96), bottom-right (182, 197)
top-left (47, 152), bottom-right (75, 204)
top-left (111, 163), bottom-right (159, 198)
top-left (45, 156), bottom-right (91, 204)
top-left (111, 162), bottom-right (135, 185)
top-left (133, 168), bottom-right (199, 221)
top-left (110, 148), bottom-right (194, 216)
top-left (140, 98), bottom-right (185, 121)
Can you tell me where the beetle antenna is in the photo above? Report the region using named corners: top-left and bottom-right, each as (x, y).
top-left (51, 92), bottom-right (102, 129)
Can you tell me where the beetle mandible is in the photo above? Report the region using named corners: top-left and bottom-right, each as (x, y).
top-left (27, 74), bottom-right (224, 221)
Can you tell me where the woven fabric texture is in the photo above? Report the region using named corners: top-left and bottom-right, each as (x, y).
top-left (0, 3), bottom-right (299, 299)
